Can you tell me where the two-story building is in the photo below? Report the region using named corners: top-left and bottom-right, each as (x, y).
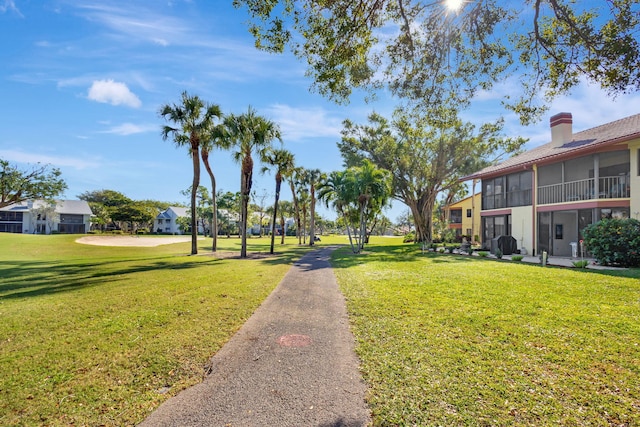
top-left (444, 193), bottom-right (482, 242)
top-left (0, 200), bottom-right (93, 234)
top-left (464, 112), bottom-right (638, 257)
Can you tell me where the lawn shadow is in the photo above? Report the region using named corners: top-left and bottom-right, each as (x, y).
top-left (0, 256), bottom-right (223, 300)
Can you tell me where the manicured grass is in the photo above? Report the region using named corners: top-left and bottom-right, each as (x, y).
top-left (0, 233), bottom-right (318, 426)
top-left (332, 242), bottom-right (640, 426)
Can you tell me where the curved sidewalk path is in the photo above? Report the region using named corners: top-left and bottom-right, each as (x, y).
top-left (140, 246), bottom-right (370, 427)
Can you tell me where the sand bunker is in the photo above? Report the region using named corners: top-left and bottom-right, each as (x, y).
top-left (76, 235), bottom-right (196, 247)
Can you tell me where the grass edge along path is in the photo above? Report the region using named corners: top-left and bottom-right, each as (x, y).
top-left (0, 233), bottom-right (316, 426)
top-left (331, 242), bottom-right (640, 426)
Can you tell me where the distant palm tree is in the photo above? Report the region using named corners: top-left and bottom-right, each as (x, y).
top-left (305, 168), bottom-right (324, 246)
top-left (225, 107), bottom-right (281, 258)
top-left (278, 200), bottom-right (295, 245)
top-left (262, 148), bottom-right (295, 254)
top-left (352, 160), bottom-right (392, 251)
top-left (160, 92), bottom-right (221, 255)
top-left (203, 123), bottom-right (231, 252)
top-left (318, 170), bottom-right (358, 253)
top-left (283, 166), bottom-right (304, 245)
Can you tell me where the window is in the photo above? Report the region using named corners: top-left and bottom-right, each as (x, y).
top-left (482, 177), bottom-right (505, 209)
top-left (450, 209), bottom-right (462, 224)
top-left (466, 209), bottom-right (472, 217)
top-left (506, 171), bottom-right (533, 207)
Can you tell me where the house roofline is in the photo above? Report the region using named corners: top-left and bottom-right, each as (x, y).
top-left (462, 132), bottom-right (639, 181)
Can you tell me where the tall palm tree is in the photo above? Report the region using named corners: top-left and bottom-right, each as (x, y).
top-left (283, 166), bottom-right (304, 245)
top-left (160, 92), bottom-right (221, 255)
top-left (305, 168), bottom-right (324, 246)
top-left (261, 148), bottom-right (295, 254)
top-left (298, 187), bottom-right (310, 245)
top-left (225, 107), bottom-right (281, 258)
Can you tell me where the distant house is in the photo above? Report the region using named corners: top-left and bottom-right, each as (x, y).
top-left (155, 206), bottom-right (190, 235)
top-left (0, 200), bottom-right (93, 234)
top-left (464, 112), bottom-right (638, 256)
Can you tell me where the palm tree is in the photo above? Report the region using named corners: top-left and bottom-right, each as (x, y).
top-left (160, 92), bottom-right (221, 255)
top-left (352, 159), bottom-right (392, 251)
top-left (318, 170), bottom-right (359, 253)
top-left (262, 148), bottom-right (295, 254)
top-left (298, 187), bottom-right (310, 245)
top-left (283, 166), bottom-right (304, 245)
top-left (278, 200), bottom-right (295, 244)
top-left (305, 168), bottom-right (324, 246)
top-left (201, 123), bottom-right (230, 252)
top-left (225, 107), bottom-right (281, 258)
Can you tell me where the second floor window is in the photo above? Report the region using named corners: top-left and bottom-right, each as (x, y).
top-left (450, 209), bottom-right (462, 223)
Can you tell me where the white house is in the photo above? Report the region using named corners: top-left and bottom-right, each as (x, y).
top-left (155, 206), bottom-right (192, 235)
top-left (0, 200), bottom-right (93, 234)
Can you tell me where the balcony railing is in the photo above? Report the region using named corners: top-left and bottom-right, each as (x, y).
top-left (538, 175), bottom-right (630, 205)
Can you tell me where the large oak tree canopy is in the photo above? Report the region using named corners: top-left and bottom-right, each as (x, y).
top-left (235, 0), bottom-right (640, 123)
top-left (0, 160), bottom-right (67, 208)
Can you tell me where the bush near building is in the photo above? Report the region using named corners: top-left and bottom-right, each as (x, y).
top-left (582, 218), bottom-right (640, 267)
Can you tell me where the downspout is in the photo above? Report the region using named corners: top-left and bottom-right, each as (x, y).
top-left (471, 179), bottom-right (477, 242)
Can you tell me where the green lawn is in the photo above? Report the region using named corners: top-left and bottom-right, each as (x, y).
top-left (332, 242), bottom-right (640, 426)
top-left (0, 233), bottom-right (316, 426)
top-left (3, 234), bottom-right (639, 426)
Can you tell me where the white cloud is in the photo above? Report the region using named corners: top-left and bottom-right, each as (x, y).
top-left (0, 150), bottom-right (100, 170)
top-left (0, 0), bottom-right (21, 16)
top-left (100, 122), bottom-right (156, 135)
top-left (265, 104), bottom-right (344, 142)
top-left (87, 79), bottom-right (142, 108)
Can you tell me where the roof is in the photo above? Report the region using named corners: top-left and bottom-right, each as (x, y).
top-left (464, 113), bottom-right (640, 180)
top-left (157, 206), bottom-right (189, 219)
top-left (0, 200), bottom-right (93, 215)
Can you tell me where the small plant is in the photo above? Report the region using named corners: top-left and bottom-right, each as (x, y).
top-left (403, 231), bottom-right (415, 243)
top-left (477, 251), bottom-right (489, 257)
top-left (572, 260), bottom-right (589, 269)
top-left (495, 248), bottom-right (503, 259)
top-left (511, 255), bottom-right (524, 262)
top-left (438, 248), bottom-right (445, 253)
top-left (467, 247), bottom-right (474, 255)
top-left (447, 247), bottom-right (455, 254)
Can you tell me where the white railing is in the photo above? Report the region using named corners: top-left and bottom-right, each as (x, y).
top-left (538, 176), bottom-right (630, 205)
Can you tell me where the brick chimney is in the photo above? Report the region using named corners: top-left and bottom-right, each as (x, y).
top-left (550, 112), bottom-right (573, 147)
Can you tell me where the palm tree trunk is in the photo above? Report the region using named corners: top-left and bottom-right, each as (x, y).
top-left (190, 144), bottom-right (200, 255)
top-left (289, 180), bottom-right (302, 245)
top-left (202, 152), bottom-right (217, 252)
top-left (309, 186), bottom-right (316, 246)
top-left (269, 178), bottom-right (281, 254)
top-left (280, 213), bottom-right (286, 245)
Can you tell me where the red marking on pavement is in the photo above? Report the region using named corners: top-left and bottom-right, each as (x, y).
top-left (278, 334), bottom-right (312, 347)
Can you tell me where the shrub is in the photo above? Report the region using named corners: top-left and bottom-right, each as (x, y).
top-left (572, 260), bottom-right (589, 268)
top-left (511, 255), bottom-right (524, 262)
top-left (495, 248), bottom-right (503, 259)
top-left (403, 232), bottom-right (415, 243)
top-left (477, 251), bottom-right (489, 257)
top-left (582, 218), bottom-right (640, 267)
top-left (438, 248), bottom-right (445, 253)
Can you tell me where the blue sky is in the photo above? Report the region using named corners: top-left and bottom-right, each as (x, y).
top-left (2, 1), bottom-right (640, 221)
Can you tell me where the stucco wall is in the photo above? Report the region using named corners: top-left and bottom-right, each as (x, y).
top-left (630, 140), bottom-right (640, 219)
top-left (510, 206), bottom-right (534, 255)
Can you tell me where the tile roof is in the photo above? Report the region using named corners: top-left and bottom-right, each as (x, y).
top-left (464, 113), bottom-right (640, 180)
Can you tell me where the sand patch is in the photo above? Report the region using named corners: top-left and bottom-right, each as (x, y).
top-left (76, 235), bottom-right (196, 247)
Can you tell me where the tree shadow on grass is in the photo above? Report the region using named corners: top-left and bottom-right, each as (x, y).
top-left (0, 256), bottom-right (222, 300)
top-left (329, 244), bottom-right (478, 269)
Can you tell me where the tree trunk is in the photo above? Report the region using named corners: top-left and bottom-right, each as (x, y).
top-left (190, 144), bottom-right (200, 255)
top-left (269, 177), bottom-right (281, 254)
top-left (309, 185), bottom-right (316, 246)
top-left (407, 194), bottom-right (436, 244)
top-left (289, 180), bottom-right (302, 245)
top-left (202, 152), bottom-right (217, 252)
top-left (240, 156), bottom-right (253, 258)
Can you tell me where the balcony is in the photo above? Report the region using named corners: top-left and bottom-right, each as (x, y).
top-left (538, 175), bottom-right (630, 205)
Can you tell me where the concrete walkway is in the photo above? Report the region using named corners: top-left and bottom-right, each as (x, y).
top-left (140, 246), bottom-right (370, 427)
